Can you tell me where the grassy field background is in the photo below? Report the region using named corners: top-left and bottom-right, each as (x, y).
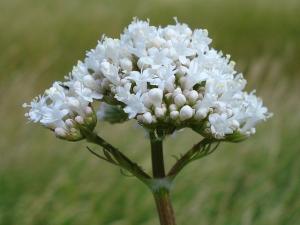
top-left (1, 0), bottom-right (300, 224)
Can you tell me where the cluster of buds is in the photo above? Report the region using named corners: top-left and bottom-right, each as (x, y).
top-left (24, 18), bottom-right (271, 141)
top-left (54, 106), bottom-right (97, 141)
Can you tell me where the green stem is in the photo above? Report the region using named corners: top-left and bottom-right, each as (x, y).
top-left (150, 131), bottom-right (176, 225)
top-left (153, 191), bottom-right (176, 225)
top-left (150, 132), bottom-right (165, 178)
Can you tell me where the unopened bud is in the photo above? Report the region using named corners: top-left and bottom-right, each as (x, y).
top-left (142, 94), bottom-right (152, 108)
top-left (174, 94), bottom-right (186, 107)
top-left (179, 105), bottom-right (194, 121)
top-left (65, 119), bottom-right (74, 127)
top-left (169, 104), bottom-right (177, 112)
top-left (173, 87), bottom-right (182, 97)
top-left (187, 90), bottom-right (199, 103)
top-left (231, 120), bottom-right (240, 129)
top-left (83, 75), bottom-right (96, 88)
top-left (55, 127), bottom-right (67, 138)
top-left (85, 106), bottom-right (93, 115)
top-left (155, 107), bottom-right (166, 118)
top-left (170, 111), bottom-right (179, 120)
top-left (148, 88), bottom-right (163, 106)
top-left (120, 58), bottom-right (133, 71)
top-left (195, 108), bottom-right (209, 120)
top-left (179, 77), bottom-right (187, 87)
top-left (143, 112), bottom-right (153, 124)
top-left (100, 61), bottom-right (110, 73)
top-left (75, 116), bottom-right (84, 124)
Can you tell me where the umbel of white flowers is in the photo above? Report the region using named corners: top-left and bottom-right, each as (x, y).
top-left (23, 18), bottom-right (272, 141)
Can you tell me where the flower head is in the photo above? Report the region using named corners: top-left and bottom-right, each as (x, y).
top-left (24, 18), bottom-right (272, 141)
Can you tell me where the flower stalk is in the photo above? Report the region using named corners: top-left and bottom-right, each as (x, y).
top-left (150, 131), bottom-right (166, 178)
top-left (153, 191), bottom-right (176, 225)
top-left (150, 131), bottom-right (176, 225)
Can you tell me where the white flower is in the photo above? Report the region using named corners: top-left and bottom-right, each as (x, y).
top-left (100, 61), bottom-right (121, 85)
top-left (127, 69), bottom-right (154, 93)
top-left (23, 95), bottom-right (48, 123)
top-left (150, 65), bottom-right (176, 92)
top-left (209, 113), bottom-right (235, 138)
top-left (24, 18), bottom-right (272, 141)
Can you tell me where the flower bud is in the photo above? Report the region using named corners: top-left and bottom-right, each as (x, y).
top-left (179, 105), bottom-right (194, 121)
top-left (170, 111), bottom-right (179, 120)
top-left (194, 108), bottom-right (209, 120)
top-left (169, 104), bottom-right (177, 112)
top-left (65, 119), bottom-right (74, 128)
top-left (85, 106), bottom-right (93, 115)
top-left (120, 58), bottom-right (132, 71)
top-left (148, 88), bottom-right (163, 106)
top-left (83, 75), bottom-right (96, 88)
top-left (179, 77), bottom-right (187, 87)
top-left (55, 127), bottom-right (67, 138)
top-left (177, 66), bottom-right (188, 76)
top-left (187, 90), bottom-right (199, 103)
top-left (143, 112), bottom-right (153, 124)
top-left (173, 87), bottom-right (182, 97)
top-left (174, 94), bottom-right (186, 107)
top-left (100, 61), bottom-right (112, 77)
top-left (75, 115), bottom-right (84, 124)
top-left (142, 93), bottom-right (152, 108)
top-left (155, 107), bottom-right (166, 118)
top-left (230, 119), bottom-right (240, 129)
top-left (54, 126), bottom-right (83, 142)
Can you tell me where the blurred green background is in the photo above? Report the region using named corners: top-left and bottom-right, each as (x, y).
top-left (1, 0), bottom-right (300, 224)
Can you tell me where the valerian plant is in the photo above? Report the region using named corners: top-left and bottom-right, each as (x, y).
top-left (23, 18), bottom-right (272, 225)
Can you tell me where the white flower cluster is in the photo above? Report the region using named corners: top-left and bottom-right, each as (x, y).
top-left (23, 82), bottom-right (97, 141)
top-left (24, 18), bottom-right (271, 140)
